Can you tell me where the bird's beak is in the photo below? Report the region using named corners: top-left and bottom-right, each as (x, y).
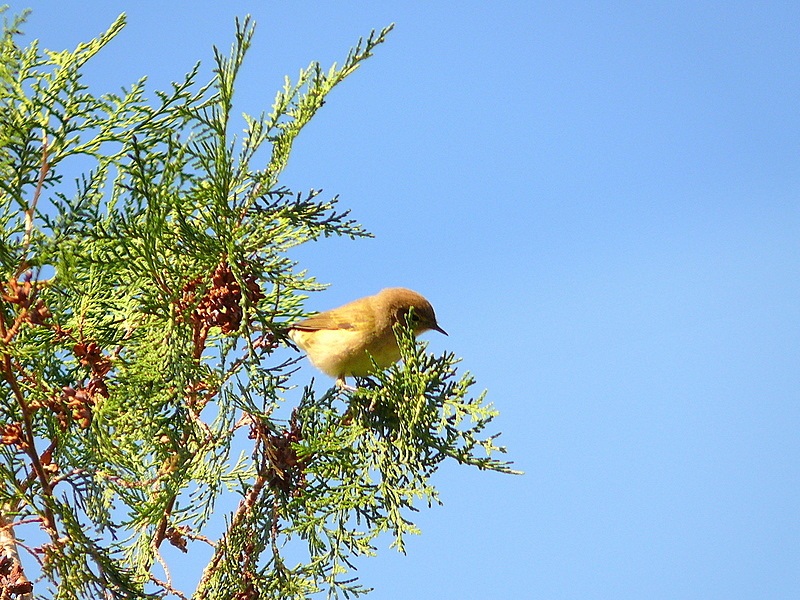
top-left (432, 323), bottom-right (448, 336)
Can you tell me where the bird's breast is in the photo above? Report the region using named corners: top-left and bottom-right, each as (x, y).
top-left (289, 326), bottom-right (400, 378)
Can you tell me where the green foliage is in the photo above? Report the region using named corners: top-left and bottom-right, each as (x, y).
top-left (0, 9), bottom-right (515, 600)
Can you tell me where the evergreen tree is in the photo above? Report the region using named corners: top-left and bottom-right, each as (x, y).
top-left (0, 10), bottom-right (516, 599)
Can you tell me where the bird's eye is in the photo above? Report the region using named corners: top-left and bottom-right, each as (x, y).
top-left (410, 312), bottom-right (420, 322)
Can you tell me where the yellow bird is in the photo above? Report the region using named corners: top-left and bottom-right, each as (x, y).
top-left (289, 287), bottom-right (447, 389)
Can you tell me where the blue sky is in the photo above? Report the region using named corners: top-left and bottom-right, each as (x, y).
top-left (17, 2), bottom-right (800, 599)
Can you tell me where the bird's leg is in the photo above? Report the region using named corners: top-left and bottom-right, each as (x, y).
top-left (335, 377), bottom-right (358, 393)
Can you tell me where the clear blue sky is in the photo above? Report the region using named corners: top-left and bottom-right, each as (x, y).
top-left (17, 2), bottom-right (800, 599)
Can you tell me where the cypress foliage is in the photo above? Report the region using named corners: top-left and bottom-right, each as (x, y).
top-left (0, 10), bottom-right (516, 599)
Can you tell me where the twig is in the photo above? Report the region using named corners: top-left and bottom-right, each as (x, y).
top-left (23, 131), bottom-right (49, 253)
top-left (152, 548), bottom-right (175, 591)
top-left (194, 475), bottom-right (266, 599)
top-left (5, 518), bottom-right (41, 530)
top-left (0, 511), bottom-right (34, 600)
top-left (150, 574), bottom-right (189, 600)
top-left (12, 537), bottom-right (43, 567)
top-left (184, 531), bottom-right (216, 548)
top-left (0, 310), bottom-right (58, 538)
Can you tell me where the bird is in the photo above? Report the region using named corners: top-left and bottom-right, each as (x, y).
top-left (288, 287), bottom-right (447, 390)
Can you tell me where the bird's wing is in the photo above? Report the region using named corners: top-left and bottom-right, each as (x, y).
top-left (291, 311), bottom-right (361, 331)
